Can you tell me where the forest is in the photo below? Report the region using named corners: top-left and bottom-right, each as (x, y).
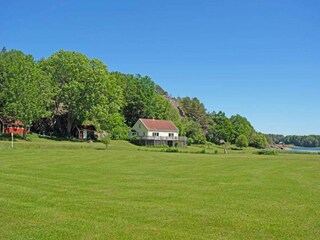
top-left (2, 48), bottom-right (315, 148)
top-left (266, 134), bottom-right (320, 148)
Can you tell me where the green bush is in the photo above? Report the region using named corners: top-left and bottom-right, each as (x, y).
top-left (100, 135), bottom-right (111, 149)
top-left (255, 150), bottom-right (278, 155)
top-left (200, 149), bottom-right (206, 154)
top-left (236, 134), bottom-right (248, 148)
top-left (250, 134), bottom-right (268, 149)
top-left (111, 125), bottom-right (129, 140)
top-left (187, 138), bottom-right (194, 146)
top-left (165, 148), bottom-right (179, 153)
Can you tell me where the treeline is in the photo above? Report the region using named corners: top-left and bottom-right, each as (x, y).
top-left (0, 48), bottom-right (268, 147)
top-left (266, 134), bottom-right (320, 147)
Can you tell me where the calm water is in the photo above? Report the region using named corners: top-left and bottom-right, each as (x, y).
top-left (291, 146), bottom-right (320, 152)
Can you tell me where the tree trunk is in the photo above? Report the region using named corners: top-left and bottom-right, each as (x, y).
top-left (67, 112), bottom-right (73, 137)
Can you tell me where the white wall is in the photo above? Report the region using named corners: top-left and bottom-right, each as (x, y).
top-left (147, 131), bottom-right (178, 137)
top-left (131, 119), bottom-right (148, 137)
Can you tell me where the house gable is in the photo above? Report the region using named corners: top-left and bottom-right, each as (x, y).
top-left (131, 119), bottom-right (149, 137)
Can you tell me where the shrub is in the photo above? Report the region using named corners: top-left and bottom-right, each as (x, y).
top-left (255, 150), bottom-right (278, 155)
top-left (165, 148), bottom-right (179, 153)
top-left (187, 138), bottom-right (194, 146)
top-left (236, 134), bottom-right (248, 148)
top-left (100, 135), bottom-right (111, 149)
top-left (111, 125), bottom-right (129, 140)
top-left (250, 134), bottom-right (268, 149)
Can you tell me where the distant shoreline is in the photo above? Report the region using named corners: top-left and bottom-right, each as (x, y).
top-left (272, 144), bottom-right (320, 152)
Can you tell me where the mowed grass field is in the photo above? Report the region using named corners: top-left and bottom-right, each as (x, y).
top-left (0, 138), bottom-right (320, 239)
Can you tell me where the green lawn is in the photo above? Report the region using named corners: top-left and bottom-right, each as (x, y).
top-left (0, 138), bottom-right (320, 239)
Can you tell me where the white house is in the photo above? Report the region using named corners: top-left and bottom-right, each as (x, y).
top-left (130, 118), bottom-right (186, 147)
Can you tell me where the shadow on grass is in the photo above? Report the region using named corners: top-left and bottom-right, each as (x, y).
top-left (38, 135), bottom-right (98, 143)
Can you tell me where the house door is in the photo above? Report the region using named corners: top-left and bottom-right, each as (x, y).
top-left (83, 130), bottom-right (87, 139)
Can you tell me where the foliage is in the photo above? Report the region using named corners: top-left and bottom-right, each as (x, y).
top-left (206, 111), bottom-right (236, 144)
top-left (236, 134), bottom-right (249, 148)
top-left (40, 51), bottom-right (123, 136)
top-left (302, 136), bottom-right (318, 147)
top-left (255, 149), bottom-right (278, 155)
top-left (153, 94), bottom-right (181, 121)
top-left (178, 96), bottom-right (208, 132)
top-left (250, 134), bottom-right (269, 149)
top-left (100, 135), bottom-right (111, 148)
top-left (0, 50), bottom-right (53, 138)
top-left (230, 114), bottom-right (255, 140)
top-left (112, 72), bottom-right (157, 127)
top-left (155, 84), bottom-right (168, 95)
top-left (266, 134), bottom-right (320, 147)
top-left (164, 147), bottom-right (179, 153)
top-left (110, 124), bottom-right (130, 140)
top-left (184, 119), bottom-right (206, 144)
top-left (1, 48), bottom-right (263, 145)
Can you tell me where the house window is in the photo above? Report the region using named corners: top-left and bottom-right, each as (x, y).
top-left (152, 132), bottom-right (159, 137)
top-left (169, 133), bottom-right (174, 137)
top-left (139, 123), bottom-right (141, 128)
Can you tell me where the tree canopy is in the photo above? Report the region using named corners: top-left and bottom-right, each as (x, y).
top-left (0, 48), bottom-right (271, 148)
top-left (0, 50), bottom-right (53, 138)
top-left (40, 50), bottom-right (123, 136)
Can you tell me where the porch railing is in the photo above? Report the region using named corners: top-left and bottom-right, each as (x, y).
top-left (135, 136), bottom-right (187, 141)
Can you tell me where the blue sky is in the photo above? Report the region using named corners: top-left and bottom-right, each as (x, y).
top-left (1, 0), bottom-right (319, 135)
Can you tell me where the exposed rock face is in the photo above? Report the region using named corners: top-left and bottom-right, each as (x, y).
top-left (163, 95), bottom-right (185, 118)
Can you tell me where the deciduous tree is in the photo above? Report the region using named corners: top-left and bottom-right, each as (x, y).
top-left (0, 50), bottom-right (53, 138)
top-left (41, 51), bottom-right (123, 136)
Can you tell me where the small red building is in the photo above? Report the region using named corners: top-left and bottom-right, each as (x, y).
top-left (0, 115), bottom-right (30, 135)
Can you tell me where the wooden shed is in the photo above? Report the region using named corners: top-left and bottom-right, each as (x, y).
top-left (74, 125), bottom-right (96, 140)
top-left (0, 115), bottom-right (30, 135)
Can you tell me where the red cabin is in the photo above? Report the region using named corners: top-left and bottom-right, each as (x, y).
top-left (0, 115), bottom-right (30, 135)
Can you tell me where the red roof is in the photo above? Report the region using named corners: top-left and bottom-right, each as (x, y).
top-left (0, 115), bottom-right (24, 126)
top-left (140, 118), bottom-right (179, 132)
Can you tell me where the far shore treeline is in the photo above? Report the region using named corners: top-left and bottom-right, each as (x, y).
top-left (0, 48), bottom-right (318, 148)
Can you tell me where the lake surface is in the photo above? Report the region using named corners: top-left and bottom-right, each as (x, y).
top-left (291, 146), bottom-right (320, 152)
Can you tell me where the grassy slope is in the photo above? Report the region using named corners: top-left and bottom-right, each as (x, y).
top-left (0, 138), bottom-right (320, 239)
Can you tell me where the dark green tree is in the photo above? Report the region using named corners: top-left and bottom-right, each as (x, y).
top-left (112, 72), bottom-right (157, 127)
top-left (0, 50), bottom-right (53, 138)
top-left (1, 47), bottom-right (6, 54)
top-left (184, 119), bottom-right (206, 144)
top-left (302, 136), bottom-right (318, 147)
top-left (41, 51), bottom-right (123, 136)
top-left (230, 114), bottom-right (255, 140)
top-left (206, 111), bottom-right (236, 144)
top-left (178, 97), bottom-right (208, 132)
top-left (250, 133), bottom-right (268, 149)
top-left (236, 134), bottom-right (249, 148)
